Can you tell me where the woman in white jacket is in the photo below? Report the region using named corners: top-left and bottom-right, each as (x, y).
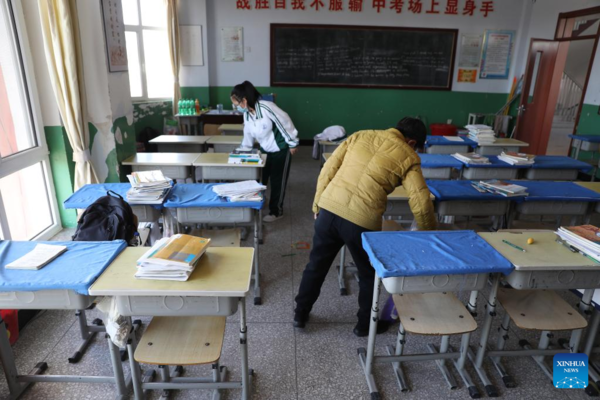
top-left (231, 81), bottom-right (299, 222)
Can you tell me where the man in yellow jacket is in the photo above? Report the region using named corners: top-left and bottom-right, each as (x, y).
top-left (295, 117), bottom-right (437, 337)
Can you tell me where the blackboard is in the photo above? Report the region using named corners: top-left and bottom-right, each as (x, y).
top-left (270, 24), bottom-right (458, 90)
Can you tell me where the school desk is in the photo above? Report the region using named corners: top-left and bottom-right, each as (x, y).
top-left (88, 247), bottom-right (254, 400)
top-left (476, 231), bottom-right (599, 394)
top-left (218, 123), bottom-right (244, 135)
top-left (359, 230), bottom-right (513, 399)
top-left (474, 138), bottom-right (529, 156)
top-left (459, 156), bottom-right (527, 181)
top-left (525, 155), bottom-right (592, 181)
top-left (193, 153), bottom-right (266, 183)
top-left (206, 135), bottom-right (244, 153)
top-left (122, 153), bottom-right (200, 181)
top-left (424, 135), bottom-right (477, 154)
top-left (569, 134), bottom-right (600, 160)
top-left (63, 183), bottom-right (164, 223)
top-left (0, 240), bottom-right (132, 399)
top-left (573, 288), bottom-right (600, 392)
top-left (149, 135), bottom-right (209, 153)
top-left (575, 182), bottom-right (600, 222)
top-left (163, 183), bottom-right (264, 304)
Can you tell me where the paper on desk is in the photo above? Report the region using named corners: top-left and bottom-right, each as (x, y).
top-left (443, 136), bottom-right (464, 142)
top-left (6, 244), bottom-right (67, 270)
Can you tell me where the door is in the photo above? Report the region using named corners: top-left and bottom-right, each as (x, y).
top-left (515, 40), bottom-right (568, 155)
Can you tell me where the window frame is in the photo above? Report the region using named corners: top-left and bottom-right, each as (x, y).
top-left (124, 0), bottom-right (171, 102)
top-left (0, 0), bottom-right (61, 240)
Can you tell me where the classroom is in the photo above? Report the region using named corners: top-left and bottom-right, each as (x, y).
top-left (3, 0), bottom-right (600, 399)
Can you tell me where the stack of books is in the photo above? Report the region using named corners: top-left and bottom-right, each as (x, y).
top-left (466, 124), bottom-right (496, 144)
top-left (498, 151), bottom-right (536, 165)
top-left (213, 180), bottom-right (266, 202)
top-left (228, 149), bottom-right (263, 165)
top-left (126, 170), bottom-right (172, 204)
top-left (471, 179), bottom-right (529, 197)
top-left (556, 225), bottom-right (600, 263)
top-left (135, 234), bottom-right (211, 281)
top-left (452, 152), bottom-right (491, 165)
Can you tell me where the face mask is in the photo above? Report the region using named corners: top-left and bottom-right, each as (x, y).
top-left (236, 105), bottom-right (248, 113)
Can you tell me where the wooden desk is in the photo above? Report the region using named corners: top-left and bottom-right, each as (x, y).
top-left (475, 138), bottom-right (529, 156)
top-left (218, 124), bottom-right (244, 136)
top-left (122, 153), bottom-right (199, 180)
top-left (193, 153), bottom-right (266, 182)
top-left (149, 135), bottom-right (209, 153)
top-left (206, 135), bottom-right (244, 153)
top-left (175, 112), bottom-right (206, 136)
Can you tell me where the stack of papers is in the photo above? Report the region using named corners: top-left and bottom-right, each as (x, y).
top-left (228, 152), bottom-right (263, 165)
top-left (213, 180), bottom-right (267, 202)
top-left (443, 136), bottom-right (464, 142)
top-left (471, 180), bottom-right (529, 197)
top-left (6, 244), bottom-right (67, 270)
top-left (126, 170), bottom-right (172, 204)
top-left (452, 152), bottom-right (491, 165)
top-left (135, 234), bottom-right (211, 281)
top-left (498, 151), bottom-right (535, 165)
top-left (466, 124), bottom-right (496, 144)
top-left (556, 225), bottom-right (600, 263)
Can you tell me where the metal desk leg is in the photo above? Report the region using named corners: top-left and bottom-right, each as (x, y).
top-left (0, 316), bottom-right (35, 398)
top-left (468, 273), bottom-right (501, 397)
top-left (451, 332), bottom-right (480, 398)
top-left (490, 313), bottom-right (516, 388)
top-left (585, 311), bottom-right (600, 393)
top-left (428, 335), bottom-right (458, 390)
top-left (386, 323), bottom-right (409, 392)
top-left (358, 274), bottom-right (382, 399)
top-left (253, 211), bottom-right (261, 305)
top-left (467, 291), bottom-right (478, 316)
top-left (337, 246), bottom-right (347, 296)
top-left (107, 335), bottom-right (129, 399)
top-left (69, 309), bottom-right (105, 363)
top-left (258, 209), bottom-right (264, 245)
top-left (239, 298), bottom-right (251, 400)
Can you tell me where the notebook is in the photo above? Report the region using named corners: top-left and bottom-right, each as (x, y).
top-left (6, 244), bottom-right (68, 270)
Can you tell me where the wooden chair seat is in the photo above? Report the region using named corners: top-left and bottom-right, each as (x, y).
top-left (199, 228), bottom-right (241, 247)
top-left (497, 288), bottom-right (587, 331)
top-left (135, 316), bottom-right (226, 366)
top-left (393, 292), bottom-right (477, 336)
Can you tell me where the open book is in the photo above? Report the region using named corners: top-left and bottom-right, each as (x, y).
top-left (6, 244), bottom-right (67, 270)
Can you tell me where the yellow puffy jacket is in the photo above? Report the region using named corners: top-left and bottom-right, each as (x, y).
top-left (313, 128), bottom-right (437, 231)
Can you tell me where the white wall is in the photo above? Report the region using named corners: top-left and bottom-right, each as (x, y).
top-left (207, 0), bottom-right (528, 93)
top-left (179, 0), bottom-right (210, 87)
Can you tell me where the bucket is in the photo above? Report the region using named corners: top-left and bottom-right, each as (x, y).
top-left (430, 124), bottom-right (457, 136)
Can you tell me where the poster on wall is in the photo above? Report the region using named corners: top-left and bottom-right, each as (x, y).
top-left (181, 25), bottom-right (204, 66)
top-left (100, 0), bottom-right (128, 72)
top-left (458, 34), bottom-right (482, 69)
top-left (221, 27), bottom-right (244, 62)
top-left (480, 30), bottom-right (515, 80)
top-left (458, 69), bottom-right (478, 83)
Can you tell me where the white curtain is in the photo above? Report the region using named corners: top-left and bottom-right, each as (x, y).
top-left (38, 0), bottom-right (98, 191)
top-left (165, 0), bottom-right (181, 116)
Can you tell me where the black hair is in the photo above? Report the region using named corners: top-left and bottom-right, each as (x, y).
top-left (396, 117), bottom-right (427, 149)
top-left (231, 81), bottom-right (262, 110)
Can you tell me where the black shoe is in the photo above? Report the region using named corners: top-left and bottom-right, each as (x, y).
top-left (293, 312), bottom-right (309, 328)
top-left (353, 320), bottom-right (392, 337)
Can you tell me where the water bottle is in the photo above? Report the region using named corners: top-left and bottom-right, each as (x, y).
top-left (177, 99), bottom-right (182, 115)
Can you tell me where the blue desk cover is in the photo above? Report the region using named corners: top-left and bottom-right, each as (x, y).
top-left (425, 136), bottom-right (478, 148)
top-left (164, 183), bottom-right (264, 210)
top-left (508, 181), bottom-right (600, 202)
top-left (0, 240), bottom-right (127, 294)
top-left (569, 135), bottom-right (600, 143)
top-left (419, 154), bottom-right (464, 170)
top-left (63, 183), bottom-right (165, 209)
top-left (462, 156), bottom-right (530, 169)
top-left (530, 155), bottom-right (592, 172)
top-left (362, 231), bottom-right (514, 278)
top-left (427, 180), bottom-right (508, 201)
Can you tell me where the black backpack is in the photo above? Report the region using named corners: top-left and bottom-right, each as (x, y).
top-left (72, 191), bottom-right (137, 243)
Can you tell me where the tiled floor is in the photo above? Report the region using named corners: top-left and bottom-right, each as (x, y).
top-left (0, 151), bottom-right (596, 399)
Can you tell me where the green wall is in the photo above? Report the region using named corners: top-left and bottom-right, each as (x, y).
top-left (578, 103), bottom-right (600, 135)
top-left (133, 101), bottom-right (173, 137)
top-left (45, 126), bottom-right (77, 228)
top-left (208, 86), bottom-right (508, 139)
top-left (113, 116), bottom-right (137, 181)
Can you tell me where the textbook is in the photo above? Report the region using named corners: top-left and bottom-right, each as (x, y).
top-left (498, 151), bottom-right (535, 165)
top-left (6, 244), bottom-right (67, 270)
top-left (126, 170), bottom-right (172, 204)
top-left (228, 153), bottom-right (263, 165)
top-left (472, 180), bottom-right (528, 197)
top-left (556, 225), bottom-right (600, 262)
top-left (452, 152), bottom-right (491, 165)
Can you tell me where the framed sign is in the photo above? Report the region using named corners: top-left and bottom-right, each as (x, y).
top-left (480, 30), bottom-right (515, 80)
top-left (101, 0), bottom-right (128, 72)
top-left (221, 27), bottom-right (244, 62)
top-left (181, 25), bottom-right (204, 66)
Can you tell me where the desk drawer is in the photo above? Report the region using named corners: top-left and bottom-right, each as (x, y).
top-left (382, 273), bottom-right (487, 294)
top-left (200, 166), bottom-right (260, 181)
top-left (131, 205), bottom-right (161, 222)
top-left (422, 167), bottom-right (452, 180)
top-left (505, 269), bottom-right (600, 290)
top-left (176, 207), bottom-right (253, 224)
top-left (0, 290), bottom-right (94, 310)
top-left (475, 146), bottom-right (520, 156)
top-left (525, 169), bottom-right (578, 181)
top-left (132, 165), bottom-right (190, 181)
top-left (437, 200), bottom-right (509, 216)
top-left (115, 295), bottom-right (238, 316)
top-left (516, 201), bottom-right (590, 215)
top-left (462, 167), bottom-right (518, 180)
top-left (425, 145), bottom-right (469, 155)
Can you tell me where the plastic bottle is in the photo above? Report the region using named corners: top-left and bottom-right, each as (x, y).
top-left (195, 99), bottom-right (200, 115)
top-left (177, 99), bottom-right (182, 115)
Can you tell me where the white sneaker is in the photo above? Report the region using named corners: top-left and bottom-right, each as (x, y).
top-left (263, 214), bottom-right (283, 223)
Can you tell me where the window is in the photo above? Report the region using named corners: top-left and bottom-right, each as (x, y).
top-left (0, 0), bottom-right (60, 240)
top-left (123, 0), bottom-right (172, 100)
